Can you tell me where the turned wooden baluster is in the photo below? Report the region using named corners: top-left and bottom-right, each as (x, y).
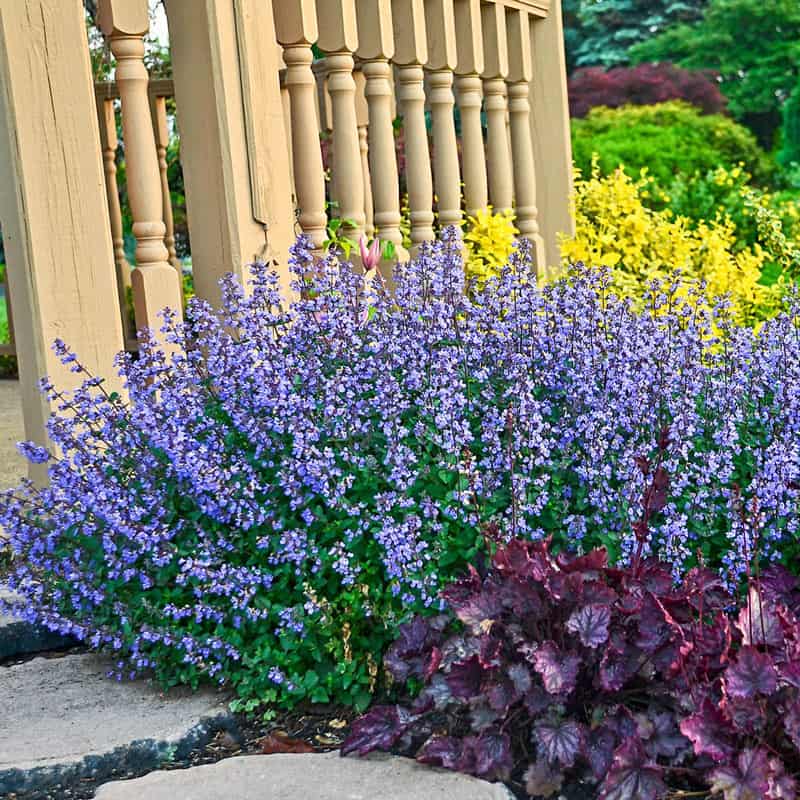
top-left (356, 0), bottom-right (408, 260)
top-left (98, 0), bottom-right (183, 332)
top-left (425, 0), bottom-right (462, 234)
top-left (481, 2), bottom-right (513, 214)
top-left (273, 0), bottom-right (328, 250)
top-left (506, 7), bottom-right (546, 269)
top-left (354, 70), bottom-right (374, 237)
top-left (95, 92), bottom-right (133, 340)
top-left (454, 0), bottom-right (487, 218)
top-left (316, 0), bottom-right (366, 249)
top-left (392, 0), bottom-right (434, 251)
top-left (151, 92), bottom-right (182, 274)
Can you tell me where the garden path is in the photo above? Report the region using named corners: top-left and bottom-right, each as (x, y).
top-left (93, 751), bottom-right (516, 799)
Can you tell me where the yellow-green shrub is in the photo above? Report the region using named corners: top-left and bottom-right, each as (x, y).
top-left (463, 208), bottom-right (519, 286)
top-left (559, 163), bottom-right (782, 325)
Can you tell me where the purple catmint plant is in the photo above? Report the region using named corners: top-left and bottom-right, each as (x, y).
top-left (1, 227), bottom-right (799, 709)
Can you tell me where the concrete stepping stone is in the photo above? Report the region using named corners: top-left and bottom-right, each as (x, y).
top-left (0, 589), bottom-right (75, 661)
top-left (94, 751), bottom-right (516, 800)
top-left (0, 652), bottom-right (236, 797)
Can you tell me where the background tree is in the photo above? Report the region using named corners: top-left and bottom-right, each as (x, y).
top-left (568, 0), bottom-right (706, 70)
top-left (631, 0), bottom-right (800, 148)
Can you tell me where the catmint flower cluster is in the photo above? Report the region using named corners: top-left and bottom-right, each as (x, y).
top-left (2, 227), bottom-right (799, 709)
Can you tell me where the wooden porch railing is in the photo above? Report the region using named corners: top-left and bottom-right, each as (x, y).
top-left (0, 0), bottom-right (572, 463)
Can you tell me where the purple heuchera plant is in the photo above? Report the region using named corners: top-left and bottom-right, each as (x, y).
top-left (2, 226), bottom-right (800, 710)
top-left (343, 530), bottom-right (800, 799)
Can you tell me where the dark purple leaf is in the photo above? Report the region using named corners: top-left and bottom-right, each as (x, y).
top-left (556, 548), bottom-right (608, 575)
top-left (679, 699), bottom-right (735, 762)
top-left (507, 662), bottom-right (532, 695)
top-left (466, 731), bottom-right (513, 782)
top-left (586, 724), bottom-right (617, 780)
top-left (598, 739), bottom-right (667, 800)
top-left (469, 700), bottom-right (502, 731)
top-left (760, 566), bottom-right (800, 610)
top-left (524, 758), bottom-right (565, 798)
top-left (768, 757), bottom-right (797, 799)
top-left (423, 646), bottom-right (442, 679)
top-left (725, 646), bottom-right (777, 698)
top-left (736, 588), bottom-right (783, 647)
top-left (341, 705), bottom-right (410, 756)
top-left (567, 604), bottom-right (611, 649)
top-left (783, 698), bottom-right (800, 751)
top-left (779, 660), bottom-right (800, 689)
top-left (709, 748), bottom-right (770, 800)
top-left (446, 655), bottom-right (484, 700)
top-left (635, 710), bottom-right (688, 760)
top-left (384, 616), bottom-right (440, 682)
top-left (534, 719), bottom-right (585, 766)
top-left (600, 636), bottom-right (642, 691)
top-left (682, 566), bottom-right (730, 611)
top-left (523, 686), bottom-right (553, 715)
top-left (530, 641), bottom-right (580, 695)
top-left (636, 595), bottom-right (675, 654)
top-left (449, 588), bottom-right (504, 632)
top-left (416, 735), bottom-right (462, 770)
top-left (421, 673), bottom-right (452, 710)
top-left (486, 674), bottom-right (519, 713)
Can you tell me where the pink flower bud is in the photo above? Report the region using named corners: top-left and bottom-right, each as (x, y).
top-left (359, 235), bottom-right (382, 272)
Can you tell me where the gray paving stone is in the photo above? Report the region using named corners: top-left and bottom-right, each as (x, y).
top-left (0, 653), bottom-right (236, 797)
top-left (94, 751), bottom-right (516, 800)
top-left (0, 589), bottom-right (74, 661)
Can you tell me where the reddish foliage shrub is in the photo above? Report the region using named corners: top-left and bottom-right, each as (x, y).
top-left (343, 454), bottom-right (800, 799)
top-left (569, 62), bottom-right (727, 118)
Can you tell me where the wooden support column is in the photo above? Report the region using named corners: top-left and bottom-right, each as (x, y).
top-left (354, 70), bottom-right (374, 237)
top-left (392, 0), bottom-right (435, 252)
top-left (317, 0), bottom-right (365, 247)
top-left (454, 0), bottom-right (487, 218)
top-left (0, 0), bottom-right (124, 473)
top-left (506, 7), bottom-right (546, 270)
top-left (530, 0), bottom-right (574, 270)
top-left (424, 0), bottom-right (461, 234)
top-left (273, 0), bottom-right (327, 250)
top-left (481, 2), bottom-right (513, 213)
top-left (356, 0), bottom-right (409, 261)
top-left (166, 0), bottom-right (295, 302)
top-left (151, 93), bottom-right (182, 274)
top-left (98, 0), bottom-right (183, 332)
top-left (95, 92), bottom-right (134, 343)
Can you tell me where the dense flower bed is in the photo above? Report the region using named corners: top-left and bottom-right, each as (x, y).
top-left (2, 229), bottom-right (800, 713)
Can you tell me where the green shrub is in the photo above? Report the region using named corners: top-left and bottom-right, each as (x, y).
top-left (571, 101), bottom-right (775, 187)
top-left (780, 79), bottom-right (800, 168)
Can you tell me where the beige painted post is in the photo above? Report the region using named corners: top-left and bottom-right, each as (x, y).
top-left (279, 70), bottom-right (296, 201)
top-left (506, 7), bottom-right (546, 269)
top-left (166, 0), bottom-right (295, 303)
top-left (425, 0), bottom-right (462, 234)
top-left (151, 93), bottom-right (182, 274)
top-left (481, 2), bottom-right (513, 213)
top-left (530, 0), bottom-right (574, 270)
top-left (354, 70), bottom-right (375, 237)
top-left (98, 0), bottom-right (184, 332)
top-left (356, 0), bottom-right (409, 260)
top-left (95, 92), bottom-right (134, 342)
top-left (317, 0), bottom-right (366, 246)
top-left (273, 0), bottom-right (327, 250)
top-left (392, 0), bottom-right (435, 251)
top-left (454, 0), bottom-right (487, 218)
top-left (0, 0), bottom-right (124, 470)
